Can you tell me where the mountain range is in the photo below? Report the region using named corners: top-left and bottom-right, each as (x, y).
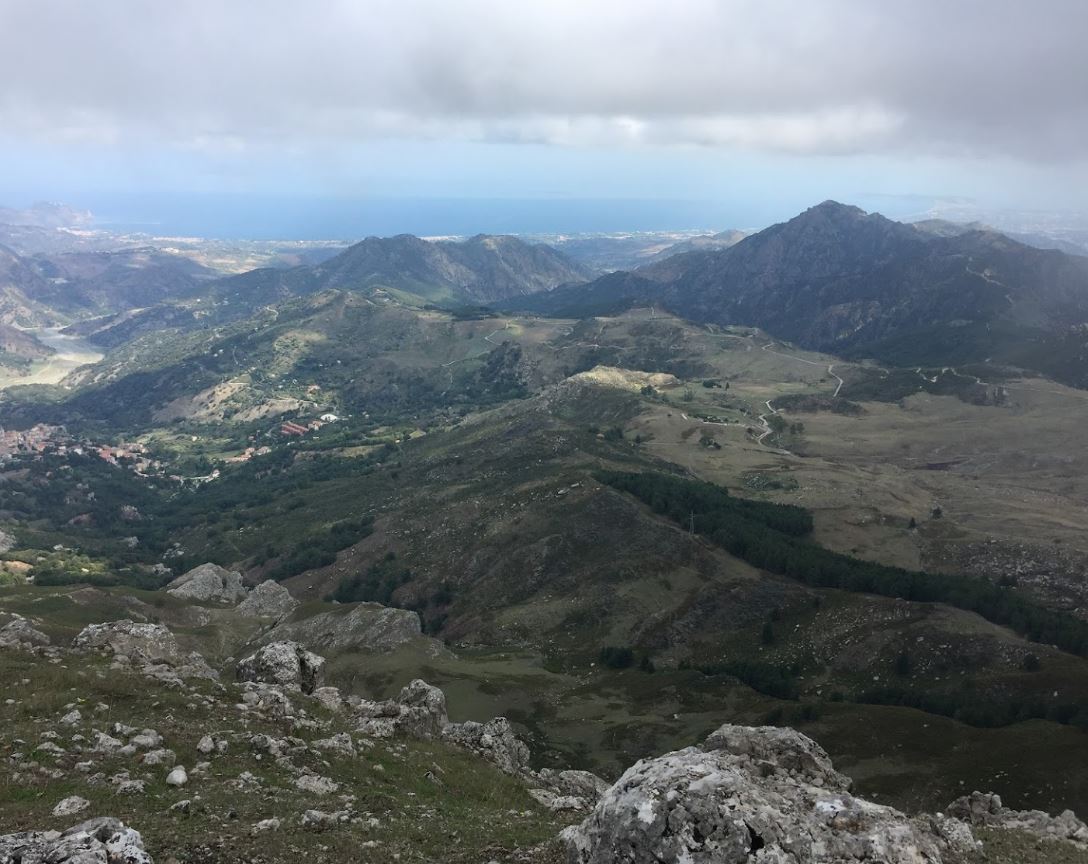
top-left (202, 232), bottom-right (595, 309)
top-left (509, 201), bottom-right (1088, 387)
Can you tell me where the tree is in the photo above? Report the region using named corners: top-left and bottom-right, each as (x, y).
top-left (598, 646), bottom-right (635, 669)
top-left (931, 506), bottom-right (943, 519)
top-left (761, 622), bottom-right (776, 645)
top-left (894, 650), bottom-right (912, 677)
top-left (908, 517), bottom-right (917, 530)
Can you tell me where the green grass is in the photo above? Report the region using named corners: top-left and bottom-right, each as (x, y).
top-left (0, 648), bottom-right (567, 864)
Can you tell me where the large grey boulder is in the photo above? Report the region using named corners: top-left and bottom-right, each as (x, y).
top-left (396, 679), bottom-right (449, 734)
top-left (562, 724), bottom-right (978, 864)
top-left (236, 641), bottom-right (325, 694)
top-left (236, 580), bottom-right (298, 620)
top-left (166, 563), bottom-right (246, 604)
top-left (0, 816), bottom-right (153, 863)
top-left (0, 614), bottom-right (50, 649)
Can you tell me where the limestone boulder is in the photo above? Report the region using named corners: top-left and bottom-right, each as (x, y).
top-left (166, 563), bottom-right (246, 604)
top-left (236, 641), bottom-right (325, 694)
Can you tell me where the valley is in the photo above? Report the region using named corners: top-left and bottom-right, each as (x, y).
top-left (3, 202), bottom-right (1088, 863)
top-left (0, 327), bottom-right (104, 387)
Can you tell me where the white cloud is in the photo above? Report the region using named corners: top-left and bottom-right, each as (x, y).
top-left (0, 0), bottom-right (1084, 160)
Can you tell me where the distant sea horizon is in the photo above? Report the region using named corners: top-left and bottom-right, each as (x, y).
top-left (80, 193), bottom-right (949, 242)
top-left (88, 195), bottom-right (766, 240)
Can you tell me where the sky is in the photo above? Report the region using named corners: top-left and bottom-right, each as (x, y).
top-left (0, 0), bottom-right (1086, 237)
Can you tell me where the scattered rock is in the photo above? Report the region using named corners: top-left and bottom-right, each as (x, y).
top-left (294, 773), bottom-right (339, 796)
top-left (166, 562), bottom-right (247, 604)
top-left (236, 641), bottom-right (325, 694)
top-left (92, 731), bottom-right (124, 753)
top-left (301, 809), bottom-right (351, 829)
top-left (165, 766), bottom-right (188, 787)
top-left (311, 732), bottom-right (356, 758)
top-left (51, 796), bottom-right (90, 817)
top-left (141, 749), bottom-right (176, 767)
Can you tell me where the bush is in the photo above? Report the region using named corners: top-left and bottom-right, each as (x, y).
top-left (598, 645), bottom-right (635, 669)
top-left (270, 517), bottom-right (374, 582)
top-left (331, 552), bottom-right (411, 605)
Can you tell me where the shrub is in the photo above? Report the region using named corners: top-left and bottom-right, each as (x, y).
top-left (598, 645), bottom-right (635, 669)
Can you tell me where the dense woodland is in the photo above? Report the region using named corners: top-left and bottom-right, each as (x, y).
top-left (598, 471), bottom-right (1088, 658)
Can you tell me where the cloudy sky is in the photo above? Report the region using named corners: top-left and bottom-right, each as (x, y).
top-left (1, 0), bottom-right (1085, 236)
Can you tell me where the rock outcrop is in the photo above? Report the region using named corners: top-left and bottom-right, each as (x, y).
top-left (0, 614), bottom-right (50, 649)
top-left (166, 562), bottom-right (246, 604)
top-left (947, 791), bottom-right (1088, 848)
top-left (261, 602), bottom-right (431, 654)
top-left (71, 619), bottom-right (218, 684)
top-left (236, 580), bottom-right (297, 620)
top-left (442, 717), bottom-right (532, 776)
top-left (0, 816), bottom-right (153, 863)
top-left (236, 641), bottom-right (325, 694)
top-left (353, 679), bottom-right (450, 739)
top-left (562, 724), bottom-right (978, 864)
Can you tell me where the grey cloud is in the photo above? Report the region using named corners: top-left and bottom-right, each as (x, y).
top-left (0, 0), bottom-right (1085, 160)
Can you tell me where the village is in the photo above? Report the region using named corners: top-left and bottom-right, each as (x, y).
top-left (0, 409), bottom-right (346, 482)
top-left (0, 424), bottom-right (162, 476)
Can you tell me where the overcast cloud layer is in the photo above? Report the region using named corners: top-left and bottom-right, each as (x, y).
top-left (2, 0), bottom-right (1086, 161)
